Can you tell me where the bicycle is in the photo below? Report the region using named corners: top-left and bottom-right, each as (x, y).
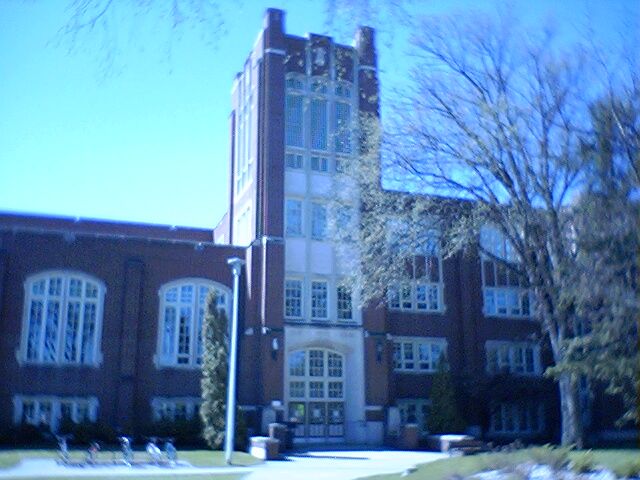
top-left (145, 436), bottom-right (163, 465)
top-left (117, 436), bottom-right (134, 467)
top-left (55, 434), bottom-right (73, 465)
top-left (84, 441), bottom-right (100, 465)
top-left (164, 437), bottom-right (177, 466)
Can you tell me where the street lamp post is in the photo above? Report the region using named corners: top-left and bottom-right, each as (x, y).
top-left (225, 257), bottom-right (245, 465)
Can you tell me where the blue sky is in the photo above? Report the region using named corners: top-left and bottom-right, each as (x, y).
top-left (0, 1), bottom-right (637, 228)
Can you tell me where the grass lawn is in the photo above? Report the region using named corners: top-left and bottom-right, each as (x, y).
top-left (0, 447), bottom-right (261, 469)
top-left (0, 475), bottom-right (243, 480)
top-left (361, 449), bottom-right (640, 480)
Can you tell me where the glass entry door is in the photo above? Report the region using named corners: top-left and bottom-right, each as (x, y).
top-left (287, 349), bottom-right (345, 441)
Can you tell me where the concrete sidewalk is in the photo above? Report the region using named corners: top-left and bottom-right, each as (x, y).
top-left (0, 450), bottom-right (449, 479)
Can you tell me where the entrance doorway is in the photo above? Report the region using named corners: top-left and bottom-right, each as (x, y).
top-left (286, 349), bottom-right (345, 441)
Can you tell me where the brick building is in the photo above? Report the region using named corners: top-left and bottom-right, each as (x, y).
top-left (0, 8), bottom-right (624, 446)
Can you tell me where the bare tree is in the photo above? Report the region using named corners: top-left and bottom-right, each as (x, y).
top-left (336, 11), bottom-right (638, 446)
top-left (57, 0), bottom-right (228, 74)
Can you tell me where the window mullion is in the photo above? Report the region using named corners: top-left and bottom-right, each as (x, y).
top-left (38, 280), bottom-right (49, 362)
top-left (57, 277), bottom-right (69, 363)
top-left (76, 285), bottom-right (87, 364)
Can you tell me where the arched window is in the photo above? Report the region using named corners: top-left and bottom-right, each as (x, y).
top-left (156, 278), bottom-right (231, 368)
top-left (20, 271), bottom-right (105, 366)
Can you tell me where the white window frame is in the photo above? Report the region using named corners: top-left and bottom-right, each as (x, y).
top-left (490, 401), bottom-right (544, 435)
top-left (155, 278), bottom-right (231, 369)
top-left (310, 156), bottom-right (329, 173)
top-left (485, 341), bottom-right (541, 376)
top-left (397, 399), bottom-right (431, 435)
top-left (285, 92), bottom-right (304, 148)
top-left (392, 337), bottom-right (447, 373)
top-left (285, 198), bottom-right (303, 237)
top-left (285, 152), bottom-right (304, 170)
top-left (480, 225), bottom-right (533, 319)
top-left (336, 285), bottom-right (353, 321)
top-left (387, 228), bottom-right (445, 313)
top-left (310, 95), bottom-right (328, 151)
top-left (311, 202), bottom-right (327, 240)
top-left (19, 271), bottom-right (106, 367)
top-left (285, 278), bottom-right (304, 320)
top-left (13, 395), bottom-right (98, 432)
top-left (151, 397), bottom-right (201, 422)
top-left (311, 280), bottom-right (329, 320)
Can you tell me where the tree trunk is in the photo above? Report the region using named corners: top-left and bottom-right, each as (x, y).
top-left (558, 373), bottom-right (584, 448)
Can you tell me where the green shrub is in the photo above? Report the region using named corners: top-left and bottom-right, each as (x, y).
top-left (571, 450), bottom-right (595, 473)
top-left (1, 423), bottom-right (47, 445)
top-left (142, 418), bottom-right (206, 448)
top-left (427, 358), bottom-right (466, 434)
top-left (59, 421), bottom-right (116, 445)
top-left (614, 459), bottom-right (640, 479)
top-left (528, 444), bottom-right (571, 471)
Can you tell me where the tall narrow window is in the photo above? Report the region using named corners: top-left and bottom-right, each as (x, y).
top-left (286, 94), bottom-right (304, 147)
top-left (336, 286), bottom-right (352, 320)
top-left (285, 279), bottom-right (303, 319)
top-left (311, 281), bottom-right (328, 319)
top-left (310, 98), bottom-right (328, 150)
top-left (286, 199), bottom-right (303, 236)
top-left (21, 272), bottom-right (105, 366)
top-left (158, 279), bottom-right (230, 368)
top-left (311, 202), bottom-right (327, 240)
top-left (335, 102), bottom-right (351, 153)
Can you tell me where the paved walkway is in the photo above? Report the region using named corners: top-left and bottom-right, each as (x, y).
top-left (0, 450), bottom-right (449, 479)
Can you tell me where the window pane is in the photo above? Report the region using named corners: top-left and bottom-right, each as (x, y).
top-left (311, 203), bottom-right (327, 239)
top-left (327, 352), bottom-right (343, 377)
top-left (63, 302), bottom-right (81, 362)
top-left (310, 99), bottom-right (327, 150)
top-left (328, 381), bottom-right (343, 399)
top-left (48, 278), bottom-right (62, 296)
top-left (286, 199), bottom-right (303, 236)
top-left (26, 301), bottom-right (43, 360)
top-left (177, 307), bottom-right (191, 363)
top-left (180, 285), bottom-right (193, 303)
top-left (285, 279), bottom-right (303, 318)
top-left (309, 381), bottom-right (324, 398)
top-left (484, 290), bottom-right (495, 314)
top-left (68, 279), bottom-right (82, 298)
top-left (335, 102), bottom-right (351, 153)
top-left (418, 343), bottom-right (431, 370)
top-left (289, 351), bottom-right (306, 376)
top-left (286, 94), bottom-right (303, 147)
top-left (311, 281), bottom-right (328, 319)
top-left (81, 303), bottom-right (97, 363)
top-left (286, 153), bottom-right (303, 169)
top-left (85, 282), bottom-right (98, 298)
top-left (336, 286), bottom-right (352, 320)
top-left (43, 301), bottom-right (60, 362)
top-left (163, 306), bottom-right (176, 358)
top-left (309, 350), bottom-right (324, 376)
top-left (165, 287), bottom-right (178, 303)
top-left (289, 381), bottom-right (305, 398)
top-left (393, 342), bottom-right (402, 369)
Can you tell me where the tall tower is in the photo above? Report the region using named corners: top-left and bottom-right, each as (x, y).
top-left (224, 9), bottom-right (382, 444)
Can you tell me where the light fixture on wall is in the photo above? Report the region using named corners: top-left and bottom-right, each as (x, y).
top-left (271, 337), bottom-right (279, 360)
